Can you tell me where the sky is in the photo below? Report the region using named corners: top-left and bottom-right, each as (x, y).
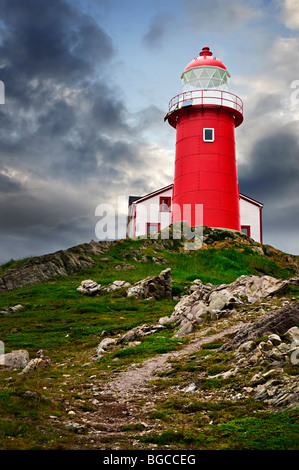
top-left (0, 0), bottom-right (299, 263)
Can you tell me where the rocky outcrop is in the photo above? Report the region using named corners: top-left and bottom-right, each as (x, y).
top-left (221, 302), bottom-right (299, 351)
top-left (127, 268), bottom-right (172, 300)
top-left (0, 241), bottom-right (113, 292)
top-left (159, 275), bottom-right (299, 334)
top-left (212, 274), bottom-right (297, 303)
top-left (232, 325), bottom-right (299, 410)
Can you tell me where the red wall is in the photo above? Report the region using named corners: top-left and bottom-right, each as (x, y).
top-left (172, 107), bottom-right (240, 230)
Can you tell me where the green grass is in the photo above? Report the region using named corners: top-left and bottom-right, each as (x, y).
top-left (0, 236), bottom-right (298, 450)
top-left (142, 398), bottom-right (299, 450)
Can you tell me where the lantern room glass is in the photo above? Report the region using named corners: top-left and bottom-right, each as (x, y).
top-left (181, 66), bottom-right (230, 92)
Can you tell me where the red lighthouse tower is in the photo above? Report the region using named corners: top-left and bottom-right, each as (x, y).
top-left (167, 46), bottom-right (243, 231)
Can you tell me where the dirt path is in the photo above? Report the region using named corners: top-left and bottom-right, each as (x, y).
top-left (75, 322), bottom-right (246, 448)
top-left (101, 323), bottom-right (243, 396)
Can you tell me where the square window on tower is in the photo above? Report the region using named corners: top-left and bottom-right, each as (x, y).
top-left (203, 128), bottom-right (214, 142)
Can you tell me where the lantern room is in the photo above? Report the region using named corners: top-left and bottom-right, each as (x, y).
top-left (181, 46), bottom-right (230, 91)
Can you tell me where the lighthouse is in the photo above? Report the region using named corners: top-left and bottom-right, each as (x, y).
top-left (166, 46), bottom-right (243, 231)
top-left (128, 47), bottom-right (263, 244)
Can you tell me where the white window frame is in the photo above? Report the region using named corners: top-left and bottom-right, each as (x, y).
top-left (203, 128), bottom-right (214, 142)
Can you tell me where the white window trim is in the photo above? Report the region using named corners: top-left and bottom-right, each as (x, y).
top-left (203, 128), bottom-right (214, 142)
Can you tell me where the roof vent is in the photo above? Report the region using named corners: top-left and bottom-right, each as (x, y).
top-left (199, 46), bottom-right (213, 57)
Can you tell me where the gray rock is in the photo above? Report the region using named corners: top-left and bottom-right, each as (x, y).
top-left (221, 302), bottom-right (299, 351)
top-left (1, 350), bottom-right (29, 369)
top-left (0, 240), bottom-right (112, 292)
top-left (174, 321), bottom-right (193, 338)
top-left (268, 334), bottom-right (282, 346)
top-left (209, 367), bottom-right (239, 380)
top-left (118, 324), bottom-right (165, 344)
top-left (65, 422), bottom-right (86, 434)
top-left (97, 338), bottom-right (116, 351)
top-left (77, 279), bottom-right (103, 295)
top-left (262, 369), bottom-right (283, 380)
top-left (106, 280), bottom-right (131, 291)
top-left (115, 263), bottom-right (135, 270)
top-left (212, 275), bottom-right (294, 304)
top-left (238, 340), bottom-right (256, 352)
top-left (182, 383), bottom-right (197, 393)
top-left (208, 289), bottom-right (240, 313)
top-left (19, 350), bottom-right (50, 375)
top-left (0, 304), bottom-right (24, 315)
top-left (127, 268), bottom-right (172, 300)
top-left (159, 316), bottom-right (174, 326)
top-left (284, 326), bottom-right (299, 344)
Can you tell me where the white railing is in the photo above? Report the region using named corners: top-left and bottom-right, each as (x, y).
top-left (169, 89), bottom-right (243, 115)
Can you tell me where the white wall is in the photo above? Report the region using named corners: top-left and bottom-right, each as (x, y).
top-left (129, 187), bottom-right (262, 243)
top-left (134, 188), bottom-right (172, 237)
top-left (240, 197), bottom-right (262, 243)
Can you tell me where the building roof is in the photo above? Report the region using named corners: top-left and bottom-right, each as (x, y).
top-left (183, 46), bottom-right (228, 73)
top-left (129, 184), bottom-right (263, 209)
top-left (128, 184), bottom-right (173, 205)
top-left (240, 193), bottom-right (264, 208)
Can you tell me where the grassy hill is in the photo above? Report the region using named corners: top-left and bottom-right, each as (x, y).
top-left (0, 229), bottom-right (298, 450)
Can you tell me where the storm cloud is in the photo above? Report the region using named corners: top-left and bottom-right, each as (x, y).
top-left (0, 0), bottom-right (298, 261)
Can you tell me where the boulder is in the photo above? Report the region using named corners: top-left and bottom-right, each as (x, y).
top-left (1, 350), bottom-right (29, 369)
top-left (174, 321), bottom-right (193, 338)
top-left (77, 279), bottom-right (103, 295)
top-left (208, 289), bottom-right (241, 313)
top-left (115, 263), bottom-right (136, 270)
top-left (106, 280), bottom-right (131, 292)
top-left (117, 324), bottom-right (165, 344)
top-left (166, 290), bottom-right (209, 327)
top-left (268, 334), bottom-right (282, 346)
top-left (97, 338), bottom-right (116, 351)
top-left (19, 350), bottom-right (51, 375)
top-left (284, 326), bottom-right (299, 344)
top-left (94, 337), bottom-right (116, 360)
top-left (255, 376), bottom-right (299, 410)
top-left (127, 268), bottom-right (172, 300)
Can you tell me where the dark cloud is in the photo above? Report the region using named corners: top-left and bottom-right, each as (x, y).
top-left (238, 128), bottom-right (299, 203)
top-left (37, 101), bottom-right (76, 137)
top-left (0, 0), bottom-right (170, 264)
top-left (90, 83), bottom-right (131, 134)
top-left (0, 0), bottom-right (114, 88)
top-left (0, 172), bottom-right (23, 193)
top-left (0, 216), bottom-right (95, 263)
top-left (238, 126), bottom-right (299, 253)
top-left (143, 14), bottom-right (168, 49)
top-left (0, 0), bottom-right (134, 262)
